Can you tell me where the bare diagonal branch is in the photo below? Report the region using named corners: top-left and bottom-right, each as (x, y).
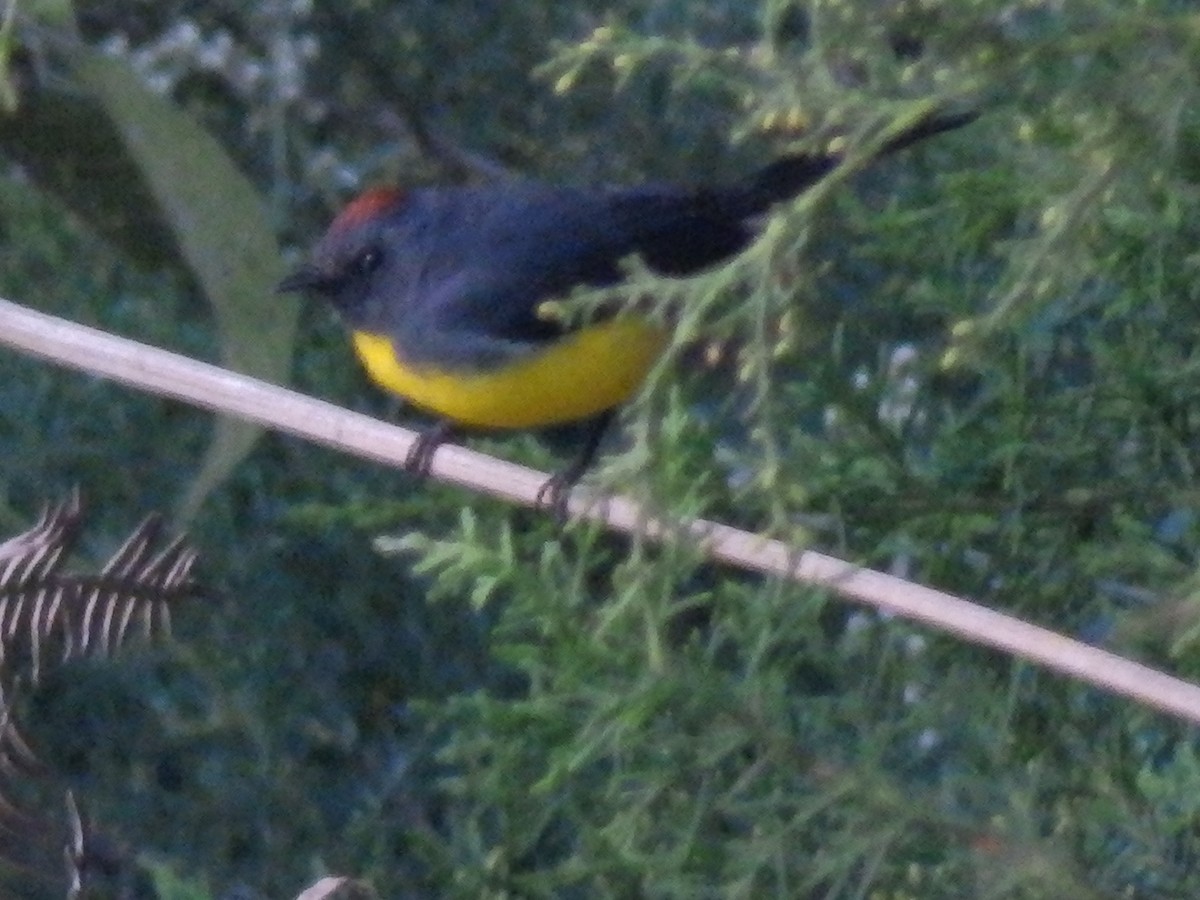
top-left (1, 297), bottom-right (1198, 724)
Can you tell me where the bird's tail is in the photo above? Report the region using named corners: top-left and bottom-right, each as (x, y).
top-left (732, 108), bottom-right (977, 215)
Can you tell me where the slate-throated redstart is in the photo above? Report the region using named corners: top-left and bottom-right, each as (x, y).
top-left (278, 109), bottom-right (975, 513)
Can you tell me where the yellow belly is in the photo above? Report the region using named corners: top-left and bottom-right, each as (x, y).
top-left (351, 318), bottom-right (668, 429)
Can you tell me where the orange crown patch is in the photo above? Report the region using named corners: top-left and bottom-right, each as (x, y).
top-left (330, 187), bottom-right (406, 234)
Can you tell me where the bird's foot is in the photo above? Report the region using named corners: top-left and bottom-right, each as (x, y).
top-left (404, 421), bottom-right (456, 476)
top-left (535, 465), bottom-right (586, 522)
top-left (534, 411), bottom-right (613, 521)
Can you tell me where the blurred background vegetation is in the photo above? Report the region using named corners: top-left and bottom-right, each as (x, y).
top-left (3, 0), bottom-right (1200, 897)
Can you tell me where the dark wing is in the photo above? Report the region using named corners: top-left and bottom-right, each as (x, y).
top-left (385, 108), bottom-right (976, 368)
top-left (399, 182), bottom-right (756, 360)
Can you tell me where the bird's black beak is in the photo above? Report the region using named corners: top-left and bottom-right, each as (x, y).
top-left (275, 265), bottom-right (326, 295)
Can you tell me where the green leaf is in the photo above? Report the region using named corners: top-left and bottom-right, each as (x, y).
top-left (76, 51), bottom-right (297, 520)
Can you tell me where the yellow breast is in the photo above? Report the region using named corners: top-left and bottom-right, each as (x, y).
top-left (351, 318), bottom-right (668, 429)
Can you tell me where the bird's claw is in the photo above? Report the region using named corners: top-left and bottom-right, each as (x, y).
top-left (535, 471), bottom-right (575, 522)
top-left (404, 421), bottom-right (455, 476)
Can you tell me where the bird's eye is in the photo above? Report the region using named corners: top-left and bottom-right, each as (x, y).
top-left (354, 247), bottom-right (383, 277)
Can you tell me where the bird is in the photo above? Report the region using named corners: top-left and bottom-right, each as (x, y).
top-left (278, 109), bottom-right (975, 515)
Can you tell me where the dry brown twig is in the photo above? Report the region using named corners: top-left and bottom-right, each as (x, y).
top-left (0, 491), bottom-right (200, 898)
top-left (0, 491), bottom-right (197, 685)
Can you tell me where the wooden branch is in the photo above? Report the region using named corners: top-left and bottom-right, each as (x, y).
top-left (1, 296), bottom-right (1199, 723)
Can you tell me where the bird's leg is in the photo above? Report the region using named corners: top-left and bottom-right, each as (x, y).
top-left (404, 420), bottom-right (457, 476)
top-left (535, 411), bottom-right (615, 520)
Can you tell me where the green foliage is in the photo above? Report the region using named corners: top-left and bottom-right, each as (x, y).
top-left (3, 0), bottom-right (1200, 898)
top-left (80, 49), bottom-right (298, 519)
top-left (144, 861), bottom-right (215, 900)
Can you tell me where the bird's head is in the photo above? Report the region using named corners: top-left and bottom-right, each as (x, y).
top-left (276, 187), bottom-right (407, 328)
